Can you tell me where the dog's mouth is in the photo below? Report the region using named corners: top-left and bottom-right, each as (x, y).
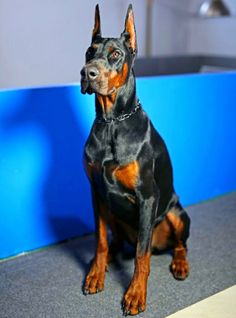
top-left (80, 63), bottom-right (113, 96)
top-left (81, 79), bottom-right (106, 95)
top-left (80, 74), bottom-right (113, 96)
top-left (80, 79), bottom-right (94, 95)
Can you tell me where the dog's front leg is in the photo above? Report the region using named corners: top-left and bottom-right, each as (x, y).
top-left (123, 183), bottom-right (159, 316)
top-left (84, 189), bottom-right (109, 295)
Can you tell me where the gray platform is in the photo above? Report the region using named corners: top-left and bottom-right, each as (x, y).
top-left (1, 192), bottom-right (236, 318)
top-left (134, 55), bottom-right (236, 77)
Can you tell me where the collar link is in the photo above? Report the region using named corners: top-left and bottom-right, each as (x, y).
top-left (95, 99), bottom-right (142, 124)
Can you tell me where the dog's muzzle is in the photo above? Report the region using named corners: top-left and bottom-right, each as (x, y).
top-left (80, 66), bottom-right (99, 94)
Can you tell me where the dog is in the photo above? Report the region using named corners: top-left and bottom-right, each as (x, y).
top-left (80, 4), bottom-right (190, 316)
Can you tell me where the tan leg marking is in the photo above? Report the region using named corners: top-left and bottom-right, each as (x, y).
top-left (123, 251), bottom-right (151, 315)
top-left (84, 202), bottom-right (109, 294)
top-left (167, 209), bottom-right (189, 280)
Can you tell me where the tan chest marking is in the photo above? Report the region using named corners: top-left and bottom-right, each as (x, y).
top-left (113, 161), bottom-right (139, 190)
top-left (96, 92), bottom-right (117, 114)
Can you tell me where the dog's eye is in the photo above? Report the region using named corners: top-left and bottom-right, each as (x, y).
top-left (111, 50), bottom-right (121, 59)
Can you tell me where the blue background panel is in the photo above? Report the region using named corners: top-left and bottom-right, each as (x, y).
top-left (0, 72), bottom-right (236, 259)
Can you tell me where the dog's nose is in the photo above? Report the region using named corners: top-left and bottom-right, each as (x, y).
top-left (87, 67), bottom-right (99, 80)
top-left (80, 66), bottom-right (99, 81)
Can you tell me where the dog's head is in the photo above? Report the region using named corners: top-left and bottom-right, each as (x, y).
top-left (80, 4), bottom-right (137, 96)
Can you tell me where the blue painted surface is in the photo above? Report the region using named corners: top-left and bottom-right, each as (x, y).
top-left (1, 72), bottom-right (236, 258)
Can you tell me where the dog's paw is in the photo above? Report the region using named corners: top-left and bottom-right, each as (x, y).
top-left (83, 265), bottom-right (106, 295)
top-left (122, 284), bottom-right (146, 316)
top-left (170, 258), bottom-right (189, 280)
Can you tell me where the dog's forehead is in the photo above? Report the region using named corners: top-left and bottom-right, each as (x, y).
top-left (92, 37), bottom-right (125, 52)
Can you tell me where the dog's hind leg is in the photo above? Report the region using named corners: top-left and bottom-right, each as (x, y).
top-left (167, 204), bottom-right (190, 280)
top-left (152, 202), bottom-right (190, 279)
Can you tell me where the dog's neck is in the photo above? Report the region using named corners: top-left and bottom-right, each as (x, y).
top-left (95, 70), bottom-right (138, 121)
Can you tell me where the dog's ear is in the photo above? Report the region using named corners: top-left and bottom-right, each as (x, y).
top-left (92, 4), bottom-right (101, 42)
top-left (121, 4), bottom-right (137, 55)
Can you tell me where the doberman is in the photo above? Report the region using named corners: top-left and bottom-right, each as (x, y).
top-left (80, 4), bottom-right (190, 316)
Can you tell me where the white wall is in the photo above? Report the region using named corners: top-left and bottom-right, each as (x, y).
top-left (187, 0), bottom-right (236, 56)
top-left (0, 0), bottom-right (147, 89)
top-left (0, 0), bottom-right (190, 89)
top-left (0, 0), bottom-right (236, 89)
top-left (152, 0), bottom-right (190, 56)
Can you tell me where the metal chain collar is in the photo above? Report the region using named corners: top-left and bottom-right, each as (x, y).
top-left (95, 99), bottom-right (142, 124)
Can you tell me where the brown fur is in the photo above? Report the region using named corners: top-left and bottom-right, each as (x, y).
top-left (84, 201), bottom-right (109, 293)
top-left (108, 62), bottom-right (129, 92)
top-left (114, 160), bottom-right (139, 190)
top-left (123, 251), bottom-right (151, 315)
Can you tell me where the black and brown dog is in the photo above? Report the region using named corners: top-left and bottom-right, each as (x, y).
top-left (80, 4), bottom-right (190, 316)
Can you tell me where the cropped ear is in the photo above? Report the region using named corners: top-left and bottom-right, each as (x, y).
top-left (121, 4), bottom-right (137, 55)
top-left (92, 4), bottom-right (101, 42)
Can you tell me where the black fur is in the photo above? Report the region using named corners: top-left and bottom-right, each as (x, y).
top-left (80, 5), bottom-right (190, 315)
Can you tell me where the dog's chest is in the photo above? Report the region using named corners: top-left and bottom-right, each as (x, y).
top-left (85, 123), bottom-right (116, 164)
top-left (84, 123), bottom-right (139, 196)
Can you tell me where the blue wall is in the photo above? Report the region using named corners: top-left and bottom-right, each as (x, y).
top-left (1, 73), bottom-right (236, 259)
